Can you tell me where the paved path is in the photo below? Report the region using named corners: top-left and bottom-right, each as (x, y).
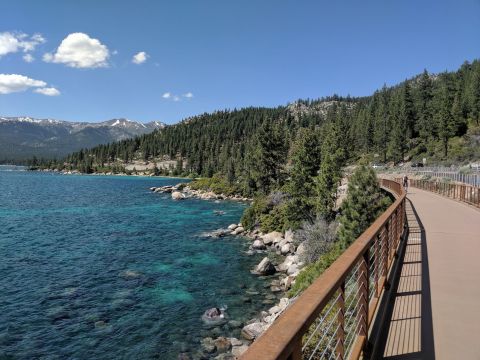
top-left (380, 188), bottom-right (480, 360)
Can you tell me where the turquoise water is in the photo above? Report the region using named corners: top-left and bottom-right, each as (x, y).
top-left (0, 170), bottom-right (274, 359)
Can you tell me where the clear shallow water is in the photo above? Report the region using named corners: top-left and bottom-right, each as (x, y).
top-left (0, 171), bottom-right (274, 359)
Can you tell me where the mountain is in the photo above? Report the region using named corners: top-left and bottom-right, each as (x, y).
top-left (0, 117), bottom-right (165, 162)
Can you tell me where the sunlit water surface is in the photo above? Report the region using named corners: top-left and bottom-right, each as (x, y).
top-left (0, 170), bottom-right (275, 359)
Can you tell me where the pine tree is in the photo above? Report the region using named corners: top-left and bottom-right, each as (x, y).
top-left (416, 70), bottom-right (434, 144)
top-left (287, 128), bottom-right (321, 199)
top-left (402, 81), bottom-right (416, 139)
top-left (316, 123), bottom-right (344, 221)
top-left (338, 165), bottom-right (390, 248)
top-left (470, 67), bottom-right (480, 125)
top-left (389, 95), bottom-right (406, 163)
top-left (437, 74), bottom-right (456, 157)
top-left (251, 121), bottom-right (287, 194)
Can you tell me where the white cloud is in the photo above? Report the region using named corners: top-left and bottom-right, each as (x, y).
top-left (34, 87), bottom-right (60, 96)
top-left (43, 32), bottom-right (109, 68)
top-left (0, 74), bottom-right (46, 94)
top-left (0, 32), bottom-right (45, 57)
top-left (132, 51), bottom-right (148, 64)
top-left (162, 91), bottom-right (193, 101)
top-left (23, 53), bottom-right (35, 63)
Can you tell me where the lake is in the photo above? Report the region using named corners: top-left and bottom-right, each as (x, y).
top-left (0, 170), bottom-right (275, 359)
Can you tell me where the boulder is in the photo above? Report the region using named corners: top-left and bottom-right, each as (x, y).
top-left (227, 224), bottom-right (238, 231)
top-left (281, 243), bottom-right (295, 255)
top-left (254, 257), bottom-right (276, 275)
top-left (278, 297), bottom-right (290, 310)
top-left (296, 242), bottom-right (306, 256)
top-left (268, 305), bottom-right (281, 315)
top-left (281, 275), bottom-right (295, 290)
top-left (232, 226), bottom-right (245, 235)
top-left (172, 191), bottom-right (185, 200)
top-left (241, 322), bottom-right (265, 341)
top-left (228, 320), bottom-right (243, 329)
top-left (262, 231), bottom-right (283, 246)
top-left (229, 338), bottom-right (243, 346)
top-left (232, 344), bottom-right (249, 357)
top-left (287, 264), bottom-right (299, 276)
top-left (284, 229), bottom-right (295, 243)
top-left (213, 337), bottom-right (232, 354)
top-left (252, 240), bottom-right (266, 250)
top-left (278, 255), bottom-right (299, 272)
top-left (214, 354), bottom-right (236, 360)
top-left (201, 337), bottom-right (216, 354)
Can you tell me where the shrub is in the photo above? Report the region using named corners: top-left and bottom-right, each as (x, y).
top-left (295, 217), bottom-right (338, 265)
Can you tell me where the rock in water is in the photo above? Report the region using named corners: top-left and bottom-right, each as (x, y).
top-left (227, 224), bottom-right (238, 230)
top-left (232, 226), bottom-right (244, 235)
top-left (213, 337), bottom-right (232, 354)
top-left (201, 307), bottom-right (226, 325)
top-left (254, 257), bottom-right (276, 275)
top-left (172, 191), bottom-right (185, 200)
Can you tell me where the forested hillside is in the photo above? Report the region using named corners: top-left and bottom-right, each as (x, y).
top-left (41, 60), bottom-right (480, 190)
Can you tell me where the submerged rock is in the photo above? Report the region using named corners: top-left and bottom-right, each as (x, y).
top-left (213, 337), bottom-right (232, 354)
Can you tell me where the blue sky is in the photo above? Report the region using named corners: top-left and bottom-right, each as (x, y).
top-left (0, 0), bottom-right (479, 124)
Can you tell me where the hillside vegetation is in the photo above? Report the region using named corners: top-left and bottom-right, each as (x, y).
top-left (39, 59), bottom-right (480, 179)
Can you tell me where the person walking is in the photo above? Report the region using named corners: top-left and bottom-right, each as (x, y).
top-left (402, 174), bottom-right (409, 193)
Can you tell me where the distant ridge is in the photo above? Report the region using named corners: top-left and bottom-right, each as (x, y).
top-left (0, 117), bottom-right (165, 162)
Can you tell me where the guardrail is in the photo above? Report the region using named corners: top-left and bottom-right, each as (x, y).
top-left (241, 179), bottom-right (406, 360)
top-left (410, 179), bottom-right (480, 208)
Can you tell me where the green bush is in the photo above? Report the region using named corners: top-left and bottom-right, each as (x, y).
top-left (189, 174), bottom-right (240, 196)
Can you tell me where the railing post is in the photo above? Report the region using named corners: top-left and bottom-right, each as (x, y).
top-left (383, 223), bottom-right (389, 279)
top-left (336, 283), bottom-right (346, 360)
top-left (289, 338), bottom-right (302, 360)
top-left (374, 234), bottom-right (380, 297)
top-left (359, 252), bottom-right (369, 343)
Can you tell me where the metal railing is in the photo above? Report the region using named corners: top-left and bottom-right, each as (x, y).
top-left (241, 179), bottom-right (406, 360)
top-left (410, 179), bottom-right (480, 208)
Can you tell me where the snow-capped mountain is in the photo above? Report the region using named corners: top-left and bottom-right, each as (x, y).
top-left (0, 117), bottom-right (165, 161)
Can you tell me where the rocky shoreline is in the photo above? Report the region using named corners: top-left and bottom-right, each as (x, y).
top-left (150, 184), bottom-right (251, 202)
top-left (150, 184), bottom-right (306, 360)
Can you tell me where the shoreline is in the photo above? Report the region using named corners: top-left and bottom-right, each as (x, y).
top-left (150, 184), bottom-right (306, 359)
